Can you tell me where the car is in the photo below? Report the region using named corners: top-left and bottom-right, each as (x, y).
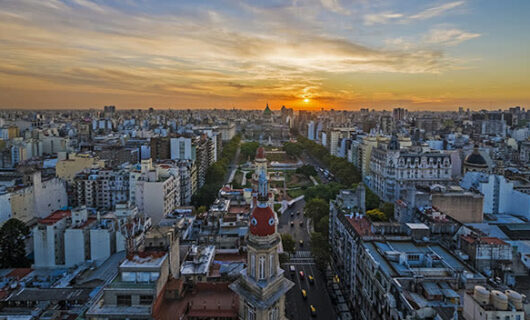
top-left (310, 305), bottom-right (317, 317)
top-left (299, 240), bottom-right (304, 247)
top-left (297, 210), bottom-right (300, 215)
top-left (289, 265), bottom-right (295, 273)
top-left (290, 221), bottom-right (294, 227)
top-left (290, 212), bottom-right (294, 217)
top-left (301, 289), bottom-right (307, 299)
top-left (299, 221), bottom-right (304, 227)
top-left (299, 271), bottom-right (304, 279)
top-left (308, 275), bottom-right (314, 284)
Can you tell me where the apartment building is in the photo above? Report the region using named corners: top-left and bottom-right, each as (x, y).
top-left (74, 167), bottom-right (130, 210)
top-left (86, 251), bottom-right (170, 320)
top-left (133, 159), bottom-right (180, 224)
top-left (1, 171), bottom-right (68, 224)
top-left (369, 136), bottom-right (452, 202)
top-left (329, 189), bottom-right (486, 320)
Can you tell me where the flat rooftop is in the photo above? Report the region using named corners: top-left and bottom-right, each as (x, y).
top-left (120, 251), bottom-right (167, 269)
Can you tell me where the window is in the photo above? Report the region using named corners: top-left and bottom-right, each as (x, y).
top-left (269, 307), bottom-right (279, 320)
top-left (245, 302), bottom-right (256, 320)
top-left (269, 254), bottom-right (275, 276)
top-left (250, 254), bottom-right (256, 278)
top-left (408, 254), bottom-right (420, 262)
top-left (137, 272), bottom-right (150, 282)
top-left (117, 295), bottom-right (131, 306)
top-left (140, 295), bottom-right (153, 305)
top-left (259, 256), bottom-right (265, 280)
top-left (121, 272), bottom-right (135, 282)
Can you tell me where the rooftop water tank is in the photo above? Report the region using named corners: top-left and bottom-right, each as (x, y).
top-left (473, 286), bottom-right (490, 305)
top-left (490, 290), bottom-right (508, 310)
top-left (505, 290), bottom-right (523, 310)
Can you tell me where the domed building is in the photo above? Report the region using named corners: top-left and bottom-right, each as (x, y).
top-left (464, 146), bottom-right (489, 173)
top-left (230, 171), bottom-right (294, 320)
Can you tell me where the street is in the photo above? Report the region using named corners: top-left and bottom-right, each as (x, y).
top-left (279, 199), bottom-right (336, 320)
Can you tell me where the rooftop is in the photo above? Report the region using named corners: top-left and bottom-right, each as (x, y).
top-left (461, 236), bottom-right (507, 245)
top-left (121, 251), bottom-right (167, 269)
top-left (154, 282), bottom-right (238, 320)
top-left (181, 245), bottom-right (216, 276)
top-left (39, 210), bottom-right (71, 225)
top-left (364, 240), bottom-right (481, 279)
top-left (344, 214), bottom-right (373, 237)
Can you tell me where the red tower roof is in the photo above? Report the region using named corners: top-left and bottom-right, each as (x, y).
top-left (249, 205), bottom-right (275, 236)
top-left (256, 147), bottom-right (265, 159)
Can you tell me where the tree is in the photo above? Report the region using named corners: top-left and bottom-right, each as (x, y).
top-left (310, 232), bottom-right (330, 270)
top-left (193, 135), bottom-right (241, 208)
top-left (0, 218), bottom-right (30, 268)
top-left (366, 208), bottom-right (388, 222)
top-left (304, 183), bottom-right (342, 202)
top-left (281, 234), bottom-right (296, 255)
top-left (194, 206), bottom-right (207, 215)
top-left (279, 252), bottom-right (290, 264)
top-left (304, 198), bottom-right (328, 222)
top-left (240, 142), bottom-right (260, 162)
top-left (365, 187), bottom-right (381, 211)
top-left (283, 142), bottom-right (303, 157)
top-left (316, 215), bottom-right (329, 237)
top-left (382, 202), bottom-right (394, 220)
top-left (296, 164), bottom-right (317, 177)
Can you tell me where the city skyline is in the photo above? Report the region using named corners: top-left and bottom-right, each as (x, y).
top-left (0, 0), bottom-right (529, 110)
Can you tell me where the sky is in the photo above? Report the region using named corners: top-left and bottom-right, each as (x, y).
top-left (0, 0), bottom-right (529, 111)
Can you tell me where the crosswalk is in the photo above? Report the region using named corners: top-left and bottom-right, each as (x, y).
top-left (294, 251), bottom-right (312, 258)
top-left (286, 251), bottom-right (315, 265)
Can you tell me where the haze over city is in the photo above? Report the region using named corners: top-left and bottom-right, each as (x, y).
top-left (1, 0), bottom-right (529, 110)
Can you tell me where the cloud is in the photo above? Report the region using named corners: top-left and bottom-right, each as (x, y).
top-left (424, 28), bottom-right (480, 46)
top-left (409, 1), bottom-right (464, 20)
top-left (365, 1), bottom-right (464, 25)
top-left (0, 0), bottom-right (477, 107)
top-left (320, 0), bottom-right (350, 15)
top-left (364, 12), bottom-right (403, 26)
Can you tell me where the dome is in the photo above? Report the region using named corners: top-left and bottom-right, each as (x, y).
top-left (249, 205), bottom-right (275, 236)
top-left (256, 146), bottom-right (265, 159)
top-left (465, 148), bottom-right (487, 166)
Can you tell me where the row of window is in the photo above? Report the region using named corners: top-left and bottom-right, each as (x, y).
top-left (249, 253), bottom-right (276, 280)
top-left (116, 294), bottom-right (153, 306)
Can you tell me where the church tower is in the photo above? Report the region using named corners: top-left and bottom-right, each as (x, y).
top-left (230, 171), bottom-right (294, 320)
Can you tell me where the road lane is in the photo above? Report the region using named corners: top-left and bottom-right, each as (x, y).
top-left (280, 198), bottom-right (336, 320)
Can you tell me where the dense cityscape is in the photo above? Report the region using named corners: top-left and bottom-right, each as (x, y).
top-left (0, 106), bottom-right (528, 320)
top-left (1, 0), bottom-right (530, 319)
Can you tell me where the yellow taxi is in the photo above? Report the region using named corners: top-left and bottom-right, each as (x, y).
top-left (301, 289), bottom-right (307, 299)
top-left (310, 305), bottom-right (317, 317)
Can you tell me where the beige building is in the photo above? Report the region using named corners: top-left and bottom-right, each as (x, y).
top-left (10, 171), bottom-right (68, 223)
top-left (360, 135), bottom-right (384, 179)
top-left (432, 190), bottom-right (484, 223)
top-left (56, 153), bottom-right (105, 182)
